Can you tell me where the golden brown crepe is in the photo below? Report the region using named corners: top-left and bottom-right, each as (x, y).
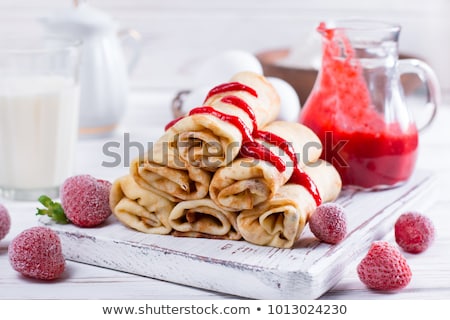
top-left (169, 198), bottom-right (241, 240)
top-left (168, 71), bottom-right (280, 170)
top-left (110, 71), bottom-right (344, 248)
top-left (209, 121), bottom-right (322, 211)
top-left (236, 160), bottom-right (342, 248)
top-left (130, 130), bottom-right (212, 202)
top-left (110, 175), bottom-right (174, 234)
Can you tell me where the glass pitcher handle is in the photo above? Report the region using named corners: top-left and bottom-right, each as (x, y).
top-left (398, 59), bottom-right (441, 132)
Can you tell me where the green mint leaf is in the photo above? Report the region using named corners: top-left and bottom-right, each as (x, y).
top-left (36, 195), bottom-right (69, 224)
top-left (51, 203), bottom-right (69, 224)
top-left (38, 195), bottom-right (53, 208)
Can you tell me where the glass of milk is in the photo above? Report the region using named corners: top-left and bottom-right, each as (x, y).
top-left (0, 37), bottom-right (81, 201)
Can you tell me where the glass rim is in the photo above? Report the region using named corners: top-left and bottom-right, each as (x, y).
top-left (325, 19), bottom-right (401, 33)
top-left (0, 36), bottom-right (82, 55)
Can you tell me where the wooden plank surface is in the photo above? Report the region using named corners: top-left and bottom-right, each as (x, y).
top-left (40, 170), bottom-right (436, 299)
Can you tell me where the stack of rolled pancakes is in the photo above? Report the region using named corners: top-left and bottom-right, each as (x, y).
top-left (110, 71), bottom-right (342, 248)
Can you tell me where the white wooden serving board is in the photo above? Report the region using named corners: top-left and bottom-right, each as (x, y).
top-left (41, 170), bottom-right (436, 300)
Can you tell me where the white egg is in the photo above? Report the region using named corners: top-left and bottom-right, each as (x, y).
top-left (181, 85), bottom-right (211, 114)
top-left (268, 77), bottom-right (301, 122)
top-left (194, 50), bottom-right (263, 87)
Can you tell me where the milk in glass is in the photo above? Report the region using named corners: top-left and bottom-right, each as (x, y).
top-left (0, 76), bottom-right (79, 199)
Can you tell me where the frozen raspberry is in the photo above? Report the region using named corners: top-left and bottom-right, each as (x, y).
top-left (60, 175), bottom-right (112, 228)
top-left (357, 241), bottom-right (412, 291)
top-left (0, 204), bottom-right (11, 240)
top-left (309, 202), bottom-right (347, 244)
top-left (8, 226), bottom-right (65, 280)
top-left (395, 212), bottom-right (435, 254)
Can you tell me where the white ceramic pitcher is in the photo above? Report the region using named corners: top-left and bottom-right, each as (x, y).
top-left (40, 2), bottom-right (141, 137)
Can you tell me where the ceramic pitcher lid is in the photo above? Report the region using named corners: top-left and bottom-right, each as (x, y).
top-left (40, 3), bottom-right (118, 36)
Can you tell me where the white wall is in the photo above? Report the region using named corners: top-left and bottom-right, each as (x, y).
top-left (1, 0), bottom-right (449, 97)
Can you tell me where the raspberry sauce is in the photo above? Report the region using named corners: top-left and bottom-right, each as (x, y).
top-left (253, 130), bottom-right (322, 205)
top-left (164, 116), bottom-right (184, 131)
top-left (189, 106), bottom-right (253, 143)
top-left (220, 95), bottom-right (257, 133)
top-left (204, 82), bottom-right (258, 102)
top-left (299, 22), bottom-right (418, 189)
top-left (166, 81), bottom-right (322, 204)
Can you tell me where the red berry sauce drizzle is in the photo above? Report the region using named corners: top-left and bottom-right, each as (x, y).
top-left (164, 116), bottom-right (184, 131)
top-left (203, 82), bottom-right (258, 101)
top-left (165, 82), bottom-right (322, 205)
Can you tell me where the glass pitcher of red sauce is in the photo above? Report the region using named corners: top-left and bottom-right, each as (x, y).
top-left (299, 20), bottom-right (440, 190)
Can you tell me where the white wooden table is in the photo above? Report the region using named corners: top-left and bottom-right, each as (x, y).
top-left (1, 90), bottom-right (449, 300)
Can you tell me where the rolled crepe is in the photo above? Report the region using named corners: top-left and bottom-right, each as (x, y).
top-left (130, 130), bottom-right (212, 202)
top-left (169, 198), bottom-right (241, 240)
top-left (209, 121), bottom-right (322, 211)
top-left (168, 71), bottom-right (280, 170)
top-left (237, 160), bottom-right (342, 248)
top-left (110, 175), bottom-right (174, 234)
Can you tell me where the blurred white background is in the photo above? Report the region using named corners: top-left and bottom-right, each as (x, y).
top-left (1, 0), bottom-right (449, 99)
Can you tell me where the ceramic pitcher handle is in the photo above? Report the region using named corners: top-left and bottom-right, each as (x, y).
top-left (118, 28), bottom-right (142, 74)
top-left (398, 59), bottom-right (441, 132)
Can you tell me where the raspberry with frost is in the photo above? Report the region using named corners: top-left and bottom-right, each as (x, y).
top-left (308, 202), bottom-right (347, 244)
top-left (357, 241), bottom-right (412, 291)
top-left (395, 212), bottom-right (435, 254)
top-left (60, 175), bottom-right (112, 227)
top-left (0, 204), bottom-right (11, 240)
top-left (37, 175), bottom-right (112, 228)
top-left (8, 226), bottom-right (65, 280)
